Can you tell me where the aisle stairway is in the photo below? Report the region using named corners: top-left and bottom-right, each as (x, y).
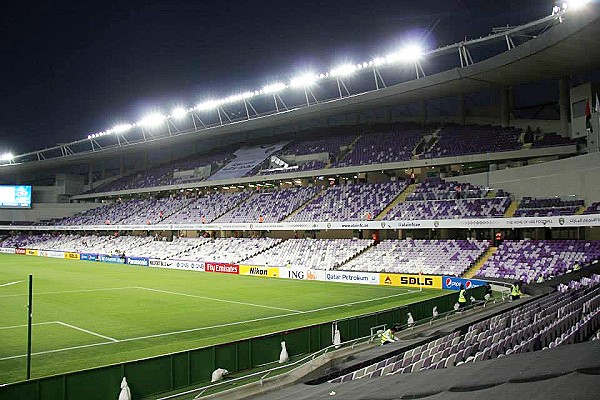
top-left (504, 201), bottom-right (519, 217)
top-left (463, 246), bottom-right (497, 278)
top-left (375, 184), bottom-right (417, 220)
top-left (283, 189), bottom-right (326, 221)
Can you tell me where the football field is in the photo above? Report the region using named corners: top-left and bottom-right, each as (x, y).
top-left (0, 253), bottom-right (445, 384)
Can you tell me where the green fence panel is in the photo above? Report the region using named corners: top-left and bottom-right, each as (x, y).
top-left (320, 323), bottom-right (332, 348)
top-left (375, 309), bottom-right (396, 329)
top-left (124, 355), bottom-right (172, 398)
top-left (237, 339), bottom-right (252, 371)
top-left (65, 365), bottom-right (121, 400)
top-left (215, 343), bottom-right (238, 372)
top-left (356, 314), bottom-right (378, 338)
top-left (189, 347), bottom-right (214, 385)
top-left (308, 325), bottom-right (322, 352)
top-left (171, 352), bottom-right (189, 389)
top-left (250, 334), bottom-right (281, 366)
top-left (0, 380), bottom-right (37, 400)
top-left (282, 328), bottom-right (310, 358)
top-left (39, 376), bottom-right (63, 399)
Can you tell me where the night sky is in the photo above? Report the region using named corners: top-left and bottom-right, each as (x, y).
top-left (0, 0), bottom-right (551, 154)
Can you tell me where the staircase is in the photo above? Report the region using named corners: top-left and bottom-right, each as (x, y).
top-left (462, 246), bottom-right (497, 278)
top-left (326, 135), bottom-right (363, 168)
top-left (576, 206), bottom-right (587, 215)
top-left (283, 189), bottom-right (325, 221)
top-left (504, 200), bottom-right (519, 217)
top-left (375, 184), bottom-right (417, 220)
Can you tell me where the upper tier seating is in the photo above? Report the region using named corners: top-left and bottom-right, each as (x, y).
top-left (162, 192), bottom-right (252, 224)
top-left (334, 130), bottom-right (422, 167)
top-left (513, 197), bottom-right (584, 217)
top-left (288, 181), bottom-right (407, 222)
top-left (422, 125), bottom-right (521, 158)
top-left (478, 240), bottom-right (600, 283)
top-left (583, 202), bottom-right (600, 215)
top-left (214, 187), bottom-right (321, 223)
top-left (343, 239), bottom-right (490, 275)
top-left (244, 238), bottom-right (373, 270)
top-left (385, 179), bottom-right (509, 220)
top-left (532, 132), bottom-right (578, 148)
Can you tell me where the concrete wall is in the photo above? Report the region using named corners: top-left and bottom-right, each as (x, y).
top-left (454, 153), bottom-right (600, 202)
top-left (0, 203), bottom-right (99, 223)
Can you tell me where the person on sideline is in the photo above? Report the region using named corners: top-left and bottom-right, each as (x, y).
top-left (381, 326), bottom-right (399, 345)
top-left (458, 284), bottom-right (467, 309)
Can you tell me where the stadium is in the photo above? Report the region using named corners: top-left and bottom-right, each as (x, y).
top-left (1, 1), bottom-right (600, 399)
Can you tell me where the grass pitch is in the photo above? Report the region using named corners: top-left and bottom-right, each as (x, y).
top-left (0, 253), bottom-right (446, 384)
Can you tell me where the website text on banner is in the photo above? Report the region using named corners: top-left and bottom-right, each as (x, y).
top-left (379, 273), bottom-right (443, 289)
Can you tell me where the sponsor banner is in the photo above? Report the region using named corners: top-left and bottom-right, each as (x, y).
top-left (204, 262), bottom-right (239, 274)
top-left (0, 247), bottom-right (15, 254)
top-left (64, 252), bottom-right (80, 260)
top-left (39, 250), bottom-right (65, 258)
top-left (148, 258), bottom-right (205, 271)
top-left (98, 254), bottom-right (126, 264)
top-left (25, 249), bottom-right (39, 256)
top-left (15, 248), bottom-right (26, 255)
top-left (379, 273), bottom-right (443, 289)
top-left (126, 256), bottom-right (149, 266)
top-left (278, 267), bottom-right (324, 281)
top-left (149, 258), bottom-right (174, 268)
top-left (80, 253), bottom-right (99, 261)
top-left (325, 271), bottom-right (379, 285)
top-left (442, 276), bottom-right (487, 291)
top-left (239, 265), bottom-right (280, 278)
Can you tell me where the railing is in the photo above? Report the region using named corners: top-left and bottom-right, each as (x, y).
top-left (158, 335), bottom-right (372, 400)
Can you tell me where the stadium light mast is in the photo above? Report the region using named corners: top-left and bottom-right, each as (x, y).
top-left (291, 73), bottom-right (320, 106)
top-left (262, 83), bottom-right (288, 112)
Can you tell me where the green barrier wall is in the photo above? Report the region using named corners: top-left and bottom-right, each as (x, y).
top-left (0, 287), bottom-right (484, 400)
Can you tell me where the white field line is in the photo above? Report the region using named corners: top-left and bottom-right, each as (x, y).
top-left (0, 286), bottom-right (138, 299)
top-left (0, 289), bottom-right (418, 361)
top-left (0, 280), bottom-right (22, 288)
top-left (56, 321), bottom-right (119, 343)
top-left (0, 321), bottom-right (57, 330)
top-left (135, 286), bottom-right (302, 313)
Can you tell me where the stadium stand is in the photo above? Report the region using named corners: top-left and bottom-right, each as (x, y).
top-left (214, 186), bottom-right (321, 223)
top-left (477, 240), bottom-right (600, 283)
top-left (333, 129), bottom-right (422, 167)
top-left (513, 196), bottom-right (584, 217)
top-left (342, 239), bottom-right (490, 275)
top-left (244, 238), bottom-right (374, 270)
top-left (583, 201), bottom-right (600, 214)
top-left (421, 124), bottom-right (522, 158)
top-left (329, 275), bottom-right (600, 381)
top-left (174, 237), bottom-right (282, 263)
top-left (531, 131), bottom-right (578, 148)
top-left (384, 179), bottom-right (510, 220)
top-left (162, 191), bottom-right (252, 224)
top-left (288, 181), bottom-right (407, 222)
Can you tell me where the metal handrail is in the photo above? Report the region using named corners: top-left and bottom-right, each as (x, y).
top-left (157, 335), bottom-right (374, 400)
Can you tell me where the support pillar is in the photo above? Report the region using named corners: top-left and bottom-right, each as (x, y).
top-left (559, 78), bottom-right (570, 137)
top-left (500, 87), bottom-right (510, 127)
top-left (457, 95), bottom-right (466, 125)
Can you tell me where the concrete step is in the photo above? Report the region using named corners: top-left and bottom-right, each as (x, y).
top-left (463, 246), bottom-right (497, 279)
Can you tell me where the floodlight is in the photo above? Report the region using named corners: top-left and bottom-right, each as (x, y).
top-left (262, 82), bottom-right (286, 94)
top-left (139, 113), bottom-right (166, 127)
top-left (112, 124), bottom-right (133, 133)
top-left (290, 73), bottom-right (317, 88)
top-left (1, 152), bottom-right (13, 161)
top-left (399, 44), bottom-right (424, 62)
top-left (196, 100), bottom-right (220, 111)
top-left (171, 107), bottom-right (187, 119)
top-left (331, 64), bottom-right (356, 77)
top-left (373, 57), bottom-right (386, 66)
top-left (565, 0), bottom-right (591, 11)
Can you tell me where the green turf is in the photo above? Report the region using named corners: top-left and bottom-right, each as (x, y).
top-left (0, 253), bottom-right (446, 384)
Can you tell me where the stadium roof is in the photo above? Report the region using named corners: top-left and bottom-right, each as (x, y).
top-left (1, 6), bottom-right (599, 174)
